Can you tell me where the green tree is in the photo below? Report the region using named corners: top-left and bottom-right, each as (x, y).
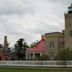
top-left (14, 38), bottom-right (29, 60)
top-left (30, 40), bottom-right (39, 48)
top-left (39, 54), bottom-right (49, 60)
top-left (55, 48), bottom-right (72, 61)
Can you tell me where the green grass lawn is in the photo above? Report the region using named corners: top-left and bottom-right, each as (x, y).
top-left (0, 67), bottom-right (72, 72)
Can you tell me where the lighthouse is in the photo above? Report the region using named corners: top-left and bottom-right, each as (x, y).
top-left (65, 3), bottom-right (72, 50)
top-left (68, 3), bottom-right (72, 14)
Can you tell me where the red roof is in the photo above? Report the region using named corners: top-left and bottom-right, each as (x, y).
top-left (27, 38), bottom-right (45, 52)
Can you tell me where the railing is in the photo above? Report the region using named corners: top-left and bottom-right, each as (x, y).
top-left (0, 61), bottom-right (72, 67)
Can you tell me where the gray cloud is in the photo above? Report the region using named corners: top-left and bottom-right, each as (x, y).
top-left (0, 0), bottom-right (71, 47)
top-left (28, 21), bottom-right (63, 35)
top-left (45, 0), bottom-right (71, 4)
top-left (0, 0), bottom-right (34, 15)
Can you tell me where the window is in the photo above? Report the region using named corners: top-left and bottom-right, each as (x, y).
top-left (49, 42), bottom-right (54, 48)
top-left (52, 42), bottom-right (54, 48)
top-left (49, 51), bottom-right (54, 59)
top-left (49, 42), bottom-right (51, 48)
top-left (70, 30), bottom-right (72, 36)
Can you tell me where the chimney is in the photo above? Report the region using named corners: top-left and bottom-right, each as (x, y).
top-left (4, 36), bottom-right (8, 48)
top-left (41, 35), bottom-right (45, 41)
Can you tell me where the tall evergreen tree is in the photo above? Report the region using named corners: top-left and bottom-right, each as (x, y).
top-left (14, 38), bottom-right (29, 60)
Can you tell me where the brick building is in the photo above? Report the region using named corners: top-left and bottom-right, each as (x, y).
top-left (0, 36), bottom-right (11, 60)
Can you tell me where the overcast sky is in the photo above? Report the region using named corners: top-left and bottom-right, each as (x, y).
top-left (0, 0), bottom-right (71, 47)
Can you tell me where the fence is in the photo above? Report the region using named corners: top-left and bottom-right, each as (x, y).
top-left (0, 61), bottom-right (72, 67)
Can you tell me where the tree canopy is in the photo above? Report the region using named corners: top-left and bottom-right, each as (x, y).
top-left (13, 38), bottom-right (29, 60)
top-left (29, 40), bottom-right (39, 48)
top-left (55, 48), bottom-right (72, 61)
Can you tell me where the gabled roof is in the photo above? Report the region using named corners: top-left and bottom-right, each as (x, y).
top-left (27, 38), bottom-right (45, 53)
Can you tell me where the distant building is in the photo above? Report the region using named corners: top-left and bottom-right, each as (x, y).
top-left (0, 36), bottom-right (11, 60)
